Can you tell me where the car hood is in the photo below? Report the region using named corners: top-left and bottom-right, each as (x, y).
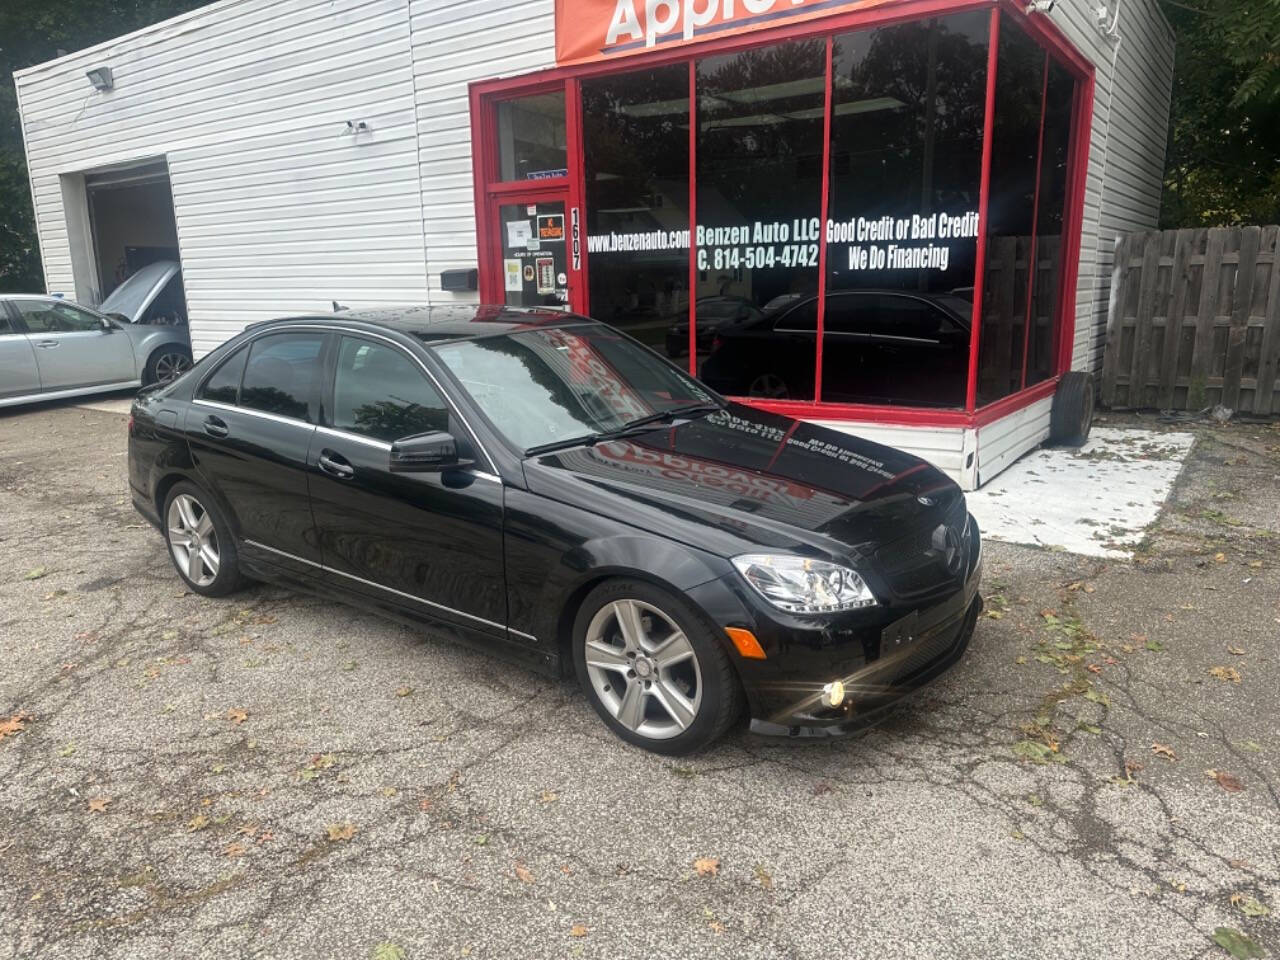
top-left (522, 402), bottom-right (963, 561)
top-left (99, 261), bottom-right (179, 322)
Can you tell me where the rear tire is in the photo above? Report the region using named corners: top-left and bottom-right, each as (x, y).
top-left (162, 482), bottom-right (245, 597)
top-left (1049, 371), bottom-right (1094, 447)
top-left (145, 345), bottom-right (193, 385)
top-left (573, 579), bottom-right (742, 755)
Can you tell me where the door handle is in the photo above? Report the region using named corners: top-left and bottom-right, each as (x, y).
top-left (36, 339), bottom-right (59, 349)
top-left (318, 449), bottom-right (355, 479)
top-left (203, 415), bottom-right (229, 439)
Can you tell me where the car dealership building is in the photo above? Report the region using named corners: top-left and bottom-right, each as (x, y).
top-left (14, 0), bottom-right (1174, 488)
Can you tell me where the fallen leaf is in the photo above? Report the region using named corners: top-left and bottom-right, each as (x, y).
top-left (1212, 926), bottom-right (1264, 959)
top-left (0, 713), bottom-right (32, 741)
top-left (87, 796), bottom-right (111, 813)
top-left (538, 790), bottom-right (558, 804)
top-left (693, 856), bottom-right (720, 877)
top-left (754, 863), bottom-right (774, 890)
top-left (1206, 769), bottom-right (1245, 792)
top-left (514, 862), bottom-right (534, 884)
top-left (372, 943), bottom-right (406, 960)
top-left (473, 834), bottom-right (489, 846)
top-left (226, 708), bottom-right (248, 725)
top-left (394, 686), bottom-right (414, 698)
top-left (709, 920), bottom-right (727, 935)
top-left (1230, 894), bottom-right (1271, 918)
top-left (812, 781), bottom-right (834, 796)
top-left (223, 841), bottom-right (248, 857)
top-left (188, 814), bottom-right (210, 832)
top-left (1209, 666), bottom-right (1242, 683)
top-left (1152, 742), bottom-right (1178, 761)
top-left (1214, 552), bottom-right (1228, 564)
top-left (380, 787), bottom-right (398, 798)
top-left (569, 924), bottom-right (588, 938)
top-left (326, 822), bottom-right (357, 842)
top-left (57, 743), bottom-right (75, 757)
top-left (23, 566), bottom-right (49, 580)
top-left (1226, 646), bottom-right (1246, 656)
top-left (1086, 663), bottom-right (1102, 674)
top-left (418, 797), bottom-right (433, 812)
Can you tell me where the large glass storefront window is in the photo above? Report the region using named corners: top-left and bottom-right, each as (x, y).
top-left (823, 12), bottom-right (989, 407)
top-left (582, 66), bottom-right (690, 352)
top-left (693, 41), bottom-right (826, 399)
top-left (501, 7), bottom-right (1081, 413)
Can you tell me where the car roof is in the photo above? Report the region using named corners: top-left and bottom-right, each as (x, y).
top-left (261, 304), bottom-right (596, 345)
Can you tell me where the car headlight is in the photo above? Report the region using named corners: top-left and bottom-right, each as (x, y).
top-left (731, 554), bottom-right (878, 614)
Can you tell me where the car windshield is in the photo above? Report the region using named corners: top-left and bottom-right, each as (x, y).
top-left (433, 324), bottom-right (719, 454)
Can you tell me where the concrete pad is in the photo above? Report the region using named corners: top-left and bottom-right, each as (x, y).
top-left (968, 427), bottom-right (1195, 558)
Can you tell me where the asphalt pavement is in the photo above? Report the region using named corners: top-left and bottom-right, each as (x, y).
top-left (1, 400), bottom-right (1277, 960)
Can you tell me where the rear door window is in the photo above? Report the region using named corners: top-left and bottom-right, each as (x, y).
top-left (240, 333), bottom-right (325, 421)
top-left (332, 337), bottom-right (450, 442)
top-left (197, 346), bottom-right (249, 405)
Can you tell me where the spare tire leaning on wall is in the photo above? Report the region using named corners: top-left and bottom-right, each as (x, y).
top-left (1049, 371), bottom-right (1095, 447)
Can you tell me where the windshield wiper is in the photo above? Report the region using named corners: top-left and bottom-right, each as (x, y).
top-left (524, 403), bottom-right (721, 458)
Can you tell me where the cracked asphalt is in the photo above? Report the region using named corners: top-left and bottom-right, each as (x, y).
top-left (1, 399), bottom-right (1277, 960)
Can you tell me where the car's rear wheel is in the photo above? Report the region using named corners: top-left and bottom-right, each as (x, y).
top-left (146, 345), bottom-right (192, 385)
top-left (573, 579), bottom-right (742, 755)
top-left (163, 482), bottom-right (244, 596)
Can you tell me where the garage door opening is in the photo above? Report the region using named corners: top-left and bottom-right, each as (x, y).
top-left (79, 158), bottom-right (188, 328)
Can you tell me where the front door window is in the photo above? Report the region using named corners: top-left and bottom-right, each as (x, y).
top-left (498, 199), bottom-right (571, 309)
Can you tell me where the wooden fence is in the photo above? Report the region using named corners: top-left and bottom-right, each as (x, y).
top-left (1102, 226), bottom-right (1280, 413)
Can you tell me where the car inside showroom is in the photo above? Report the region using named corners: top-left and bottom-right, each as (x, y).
top-left (14, 0), bottom-right (1174, 487)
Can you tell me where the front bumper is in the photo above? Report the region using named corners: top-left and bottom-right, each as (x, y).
top-left (687, 513), bottom-right (983, 738)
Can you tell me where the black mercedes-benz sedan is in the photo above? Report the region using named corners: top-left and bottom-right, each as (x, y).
top-left (127, 305), bottom-right (982, 754)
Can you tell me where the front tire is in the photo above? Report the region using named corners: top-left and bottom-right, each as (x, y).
top-left (145, 345), bottom-right (193, 385)
top-left (163, 482), bottom-right (245, 596)
top-left (573, 579), bottom-right (742, 755)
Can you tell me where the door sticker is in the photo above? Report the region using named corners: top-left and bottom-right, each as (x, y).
top-left (523, 264), bottom-right (535, 282)
top-left (504, 259), bottom-right (522, 292)
top-left (536, 257), bottom-right (555, 295)
top-left (538, 214), bottom-right (565, 241)
top-left (506, 220), bottom-right (533, 248)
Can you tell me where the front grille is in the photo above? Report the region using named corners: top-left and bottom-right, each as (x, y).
top-left (874, 499), bottom-right (968, 600)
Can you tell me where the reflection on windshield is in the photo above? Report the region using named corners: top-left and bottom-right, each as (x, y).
top-left (434, 325), bottom-right (714, 452)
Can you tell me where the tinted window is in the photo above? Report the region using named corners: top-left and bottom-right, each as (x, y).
top-left (13, 300), bottom-right (102, 333)
top-left (332, 338), bottom-right (449, 442)
top-left (0, 309), bottom-right (13, 335)
top-left (774, 300), bottom-right (817, 333)
top-left (198, 346), bottom-right (248, 405)
top-left (240, 333), bottom-right (324, 421)
top-left (497, 92), bottom-right (567, 181)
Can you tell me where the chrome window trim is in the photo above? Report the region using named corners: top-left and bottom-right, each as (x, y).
top-left (235, 323), bottom-right (498, 475)
top-left (243, 538), bottom-right (514, 635)
top-left (315, 424), bottom-right (390, 451)
top-left (192, 397), bottom-right (311, 430)
top-left (509, 628), bottom-right (538, 643)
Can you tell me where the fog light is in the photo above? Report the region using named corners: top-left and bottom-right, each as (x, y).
top-left (821, 680), bottom-right (845, 708)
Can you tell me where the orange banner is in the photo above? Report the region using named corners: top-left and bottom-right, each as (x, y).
top-left (555, 0), bottom-right (897, 66)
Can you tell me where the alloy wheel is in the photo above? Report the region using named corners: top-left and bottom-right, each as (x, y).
top-left (583, 599), bottom-right (702, 740)
top-left (155, 352), bottom-right (192, 383)
top-left (167, 493), bottom-right (219, 587)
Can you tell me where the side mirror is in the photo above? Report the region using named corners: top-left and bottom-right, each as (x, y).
top-left (100, 317), bottom-right (115, 333)
top-left (389, 430), bottom-right (473, 473)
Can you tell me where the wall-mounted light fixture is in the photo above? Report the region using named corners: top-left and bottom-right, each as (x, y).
top-left (341, 120), bottom-right (371, 135)
top-left (85, 66), bottom-right (114, 91)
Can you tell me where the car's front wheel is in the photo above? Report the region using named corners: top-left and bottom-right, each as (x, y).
top-left (573, 579), bottom-right (742, 755)
top-left (163, 482), bottom-right (245, 596)
top-left (145, 345), bottom-right (193, 385)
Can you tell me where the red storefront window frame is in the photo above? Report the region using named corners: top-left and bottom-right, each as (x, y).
top-left (469, 0), bottom-right (1096, 429)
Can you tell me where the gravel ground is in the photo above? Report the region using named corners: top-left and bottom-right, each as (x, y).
top-left (1, 399), bottom-right (1277, 960)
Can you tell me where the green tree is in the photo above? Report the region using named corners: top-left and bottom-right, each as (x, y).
top-left (0, 1), bottom-right (209, 291)
top-left (1160, 0), bottom-right (1280, 226)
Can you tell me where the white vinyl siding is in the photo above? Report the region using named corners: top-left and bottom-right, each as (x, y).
top-left (15, 0), bottom-right (428, 357)
top-left (1047, 0), bottom-right (1175, 378)
top-left (409, 0), bottom-right (556, 299)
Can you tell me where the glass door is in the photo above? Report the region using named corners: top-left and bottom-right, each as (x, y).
top-left (490, 194), bottom-right (574, 310)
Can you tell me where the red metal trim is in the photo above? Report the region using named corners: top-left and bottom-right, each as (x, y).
top-left (813, 34), bottom-right (834, 403)
top-left (687, 60), bottom-right (698, 375)
top-left (965, 7), bottom-right (1000, 413)
top-left (486, 178), bottom-right (571, 196)
top-left (565, 77), bottom-right (588, 314)
top-left (972, 377), bottom-right (1058, 426)
top-left (740, 397), bottom-right (972, 427)
top-left (469, 82), bottom-right (496, 302)
top-left (998, 0), bottom-right (1093, 80)
top-left (1020, 52), bottom-right (1050, 390)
